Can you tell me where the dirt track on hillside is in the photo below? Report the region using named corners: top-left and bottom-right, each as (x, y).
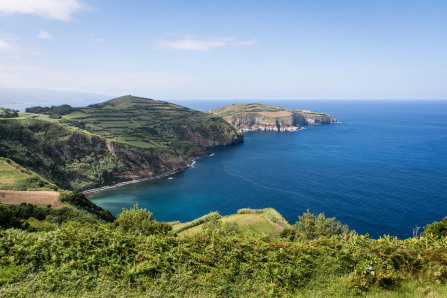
top-left (0, 190), bottom-right (63, 208)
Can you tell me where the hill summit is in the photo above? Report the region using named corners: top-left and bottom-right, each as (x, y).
top-left (0, 96), bottom-right (242, 191)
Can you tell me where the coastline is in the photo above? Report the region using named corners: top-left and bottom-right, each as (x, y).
top-left (82, 156), bottom-right (202, 196)
top-left (82, 122), bottom-right (338, 196)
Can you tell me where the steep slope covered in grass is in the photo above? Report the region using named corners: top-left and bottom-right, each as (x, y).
top-left (62, 95), bottom-right (243, 150)
top-left (211, 103), bottom-right (337, 132)
top-left (0, 158), bottom-right (114, 222)
top-left (0, 96), bottom-right (243, 191)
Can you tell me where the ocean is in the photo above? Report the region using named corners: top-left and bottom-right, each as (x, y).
top-left (88, 100), bottom-right (447, 239)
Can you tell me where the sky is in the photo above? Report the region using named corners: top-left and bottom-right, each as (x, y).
top-left (0, 0), bottom-right (446, 101)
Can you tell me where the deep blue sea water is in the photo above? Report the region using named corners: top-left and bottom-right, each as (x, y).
top-left (89, 100), bottom-right (447, 239)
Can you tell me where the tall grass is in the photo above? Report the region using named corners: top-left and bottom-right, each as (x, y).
top-left (174, 211), bottom-right (221, 233)
top-left (237, 208), bottom-right (291, 228)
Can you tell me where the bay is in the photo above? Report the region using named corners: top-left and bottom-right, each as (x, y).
top-left (89, 100), bottom-right (447, 238)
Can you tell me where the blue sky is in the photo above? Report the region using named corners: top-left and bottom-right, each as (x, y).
top-left (0, 0), bottom-right (446, 100)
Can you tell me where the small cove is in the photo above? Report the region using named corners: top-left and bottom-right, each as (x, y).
top-left (89, 100), bottom-right (447, 238)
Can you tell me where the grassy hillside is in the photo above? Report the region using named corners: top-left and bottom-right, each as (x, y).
top-left (0, 96), bottom-right (243, 192)
top-left (0, 157), bottom-right (114, 223)
top-left (62, 95), bottom-right (242, 151)
top-left (1, 206), bottom-right (447, 296)
top-left (0, 157), bottom-right (58, 191)
top-left (175, 208), bottom-right (290, 237)
top-left (211, 103), bottom-right (335, 120)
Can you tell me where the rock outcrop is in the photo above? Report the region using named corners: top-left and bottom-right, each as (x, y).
top-left (210, 103), bottom-right (337, 132)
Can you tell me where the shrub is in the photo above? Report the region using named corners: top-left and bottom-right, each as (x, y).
top-left (0, 204), bottom-right (23, 229)
top-left (115, 204), bottom-right (172, 236)
top-left (59, 191), bottom-right (115, 222)
top-left (282, 209), bottom-right (349, 240)
top-left (423, 216), bottom-right (447, 239)
top-left (26, 217), bottom-right (55, 232)
top-left (201, 216), bottom-right (241, 236)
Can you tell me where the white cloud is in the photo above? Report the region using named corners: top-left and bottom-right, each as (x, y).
top-left (0, 39), bottom-right (26, 58)
top-left (95, 38), bottom-right (105, 43)
top-left (37, 30), bottom-right (53, 40)
top-left (0, 40), bottom-right (15, 52)
top-left (155, 35), bottom-right (258, 51)
top-left (231, 38), bottom-right (258, 47)
top-left (0, 0), bottom-right (84, 21)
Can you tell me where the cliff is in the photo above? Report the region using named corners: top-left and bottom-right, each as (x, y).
top-left (0, 96), bottom-right (243, 191)
top-left (210, 103), bottom-right (337, 132)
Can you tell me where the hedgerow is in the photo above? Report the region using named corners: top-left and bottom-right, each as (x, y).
top-left (1, 209), bottom-right (447, 296)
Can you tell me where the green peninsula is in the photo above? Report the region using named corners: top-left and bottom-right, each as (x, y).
top-left (211, 103), bottom-right (337, 132)
top-left (0, 96), bottom-right (242, 191)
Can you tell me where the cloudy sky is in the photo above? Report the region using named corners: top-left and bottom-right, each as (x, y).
top-left (0, 0), bottom-right (446, 100)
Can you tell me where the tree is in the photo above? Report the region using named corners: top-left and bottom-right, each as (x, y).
top-left (281, 209), bottom-right (349, 240)
top-left (0, 108), bottom-right (19, 118)
top-left (423, 216), bottom-right (447, 238)
top-left (116, 204), bottom-right (172, 236)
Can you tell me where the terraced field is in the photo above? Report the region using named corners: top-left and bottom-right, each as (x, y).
top-left (62, 95), bottom-right (242, 153)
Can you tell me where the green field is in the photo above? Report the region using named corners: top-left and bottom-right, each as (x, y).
top-left (0, 158), bottom-right (58, 191)
top-left (61, 95), bottom-right (242, 153)
top-left (0, 158), bottom-right (30, 187)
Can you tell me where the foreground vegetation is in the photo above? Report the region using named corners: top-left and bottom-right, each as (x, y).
top-left (1, 205), bottom-right (447, 296)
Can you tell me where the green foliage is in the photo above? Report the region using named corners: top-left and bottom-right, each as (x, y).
top-left (0, 157), bottom-right (58, 191)
top-left (115, 204), bottom-right (172, 236)
top-left (282, 209), bottom-right (349, 241)
top-left (59, 191), bottom-right (114, 222)
top-left (423, 216), bottom-right (447, 239)
top-left (63, 95), bottom-right (242, 153)
top-left (25, 106), bottom-right (51, 114)
top-left (0, 119), bottom-right (134, 191)
top-left (24, 105), bottom-right (72, 116)
top-left (26, 217), bottom-right (55, 232)
top-left (0, 108), bottom-right (18, 118)
top-left (0, 209), bottom-right (447, 296)
top-left (0, 202), bottom-right (102, 230)
top-left (51, 104), bottom-right (73, 116)
top-left (201, 215), bottom-right (241, 236)
top-left (10, 175), bottom-right (58, 191)
top-left (0, 204), bottom-right (23, 229)
top-left (174, 211), bottom-right (221, 233)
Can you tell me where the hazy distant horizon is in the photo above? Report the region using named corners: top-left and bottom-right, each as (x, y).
top-left (1, 87), bottom-right (446, 111)
top-left (0, 1), bottom-right (446, 101)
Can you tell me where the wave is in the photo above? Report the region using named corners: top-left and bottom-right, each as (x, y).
top-left (224, 168), bottom-right (302, 197)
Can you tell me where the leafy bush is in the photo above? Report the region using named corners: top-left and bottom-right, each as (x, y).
top-left (0, 204), bottom-right (24, 229)
top-left (423, 216), bottom-right (447, 239)
top-left (11, 175), bottom-right (58, 191)
top-left (1, 209), bottom-right (447, 296)
top-left (115, 204), bottom-right (172, 236)
top-left (26, 217), bottom-right (55, 232)
top-left (282, 209), bottom-right (349, 240)
top-left (0, 108), bottom-right (18, 118)
top-left (0, 202), bottom-right (105, 231)
top-left (59, 191), bottom-right (114, 222)
top-left (201, 216), bottom-right (241, 236)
